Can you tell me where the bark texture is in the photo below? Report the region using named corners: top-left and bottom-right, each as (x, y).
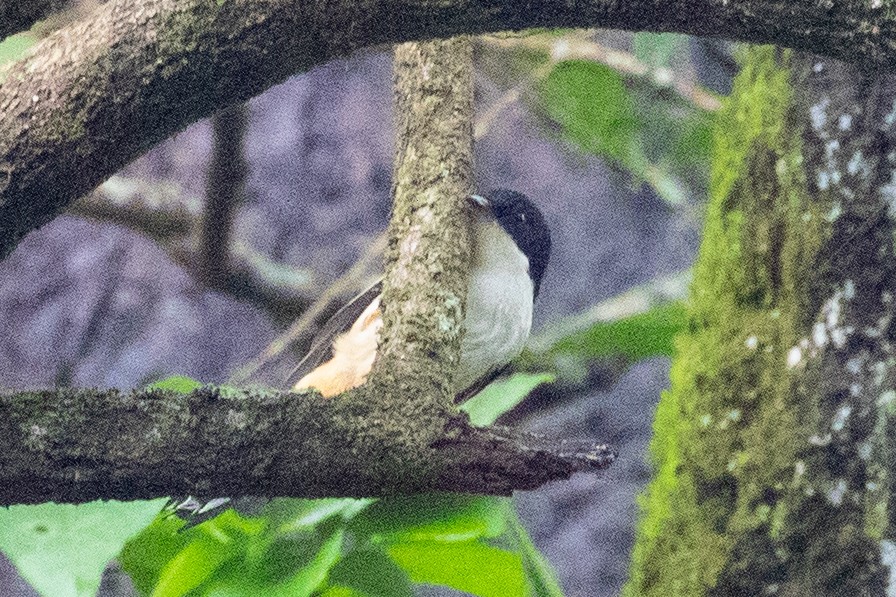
top-left (374, 38), bottom-right (474, 406)
top-left (0, 386), bottom-right (615, 504)
top-left (351, 37), bottom-right (474, 484)
top-left (2, 0), bottom-right (896, 259)
top-left (626, 47), bottom-right (896, 596)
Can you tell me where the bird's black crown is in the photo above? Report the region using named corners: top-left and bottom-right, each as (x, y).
top-left (482, 189), bottom-right (552, 296)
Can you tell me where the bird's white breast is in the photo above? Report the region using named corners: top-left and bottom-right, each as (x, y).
top-left (453, 219), bottom-right (534, 393)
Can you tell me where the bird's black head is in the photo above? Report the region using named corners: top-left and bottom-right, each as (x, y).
top-left (469, 189), bottom-right (552, 296)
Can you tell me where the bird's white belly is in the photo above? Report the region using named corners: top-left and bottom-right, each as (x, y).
top-left (454, 265), bottom-right (534, 393)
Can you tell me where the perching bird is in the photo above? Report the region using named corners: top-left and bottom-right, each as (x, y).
top-left (171, 189), bottom-right (550, 524)
top-left (284, 188), bottom-right (551, 402)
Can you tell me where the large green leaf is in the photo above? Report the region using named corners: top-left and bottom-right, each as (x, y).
top-left (327, 545), bottom-right (414, 597)
top-left (551, 301), bottom-right (687, 361)
top-left (0, 499), bottom-right (167, 597)
top-left (350, 494), bottom-right (506, 543)
top-left (121, 510), bottom-right (262, 597)
top-left (540, 60), bottom-right (643, 168)
top-left (388, 541), bottom-right (526, 597)
top-left (462, 373), bottom-right (555, 426)
top-left (502, 503), bottom-right (565, 597)
top-left (262, 498), bottom-right (373, 534)
top-left (120, 514), bottom-right (192, 595)
top-left (150, 530), bottom-right (239, 597)
top-left (267, 529), bottom-right (344, 597)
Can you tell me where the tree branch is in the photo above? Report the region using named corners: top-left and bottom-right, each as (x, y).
top-left (70, 176), bottom-right (319, 321)
top-left (201, 103), bottom-right (249, 289)
top-left (1, 0), bottom-right (894, 259)
top-left (0, 386), bottom-right (615, 505)
top-left (370, 38), bottom-right (475, 415)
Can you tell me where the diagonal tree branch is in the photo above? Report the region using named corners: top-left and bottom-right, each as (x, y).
top-left (1, 0), bottom-right (895, 259)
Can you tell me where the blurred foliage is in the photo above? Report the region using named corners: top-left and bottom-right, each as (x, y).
top-left (541, 60), bottom-right (642, 169)
top-left (538, 54), bottom-right (714, 205)
top-left (550, 302), bottom-right (687, 362)
top-left (464, 373), bottom-right (556, 426)
top-left (117, 484), bottom-right (556, 596)
top-left (475, 31), bottom-right (718, 206)
top-left (0, 500), bottom-right (167, 597)
top-left (0, 33), bottom-right (36, 71)
top-left (519, 299), bottom-right (688, 386)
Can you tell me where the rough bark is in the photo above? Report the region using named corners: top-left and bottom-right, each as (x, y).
top-left (2, 0), bottom-right (896, 259)
top-left (372, 38), bottom-right (474, 412)
top-left (626, 46), bottom-right (896, 596)
top-left (0, 386), bottom-right (615, 504)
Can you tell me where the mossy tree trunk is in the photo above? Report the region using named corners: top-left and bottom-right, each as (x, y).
top-left (626, 46), bottom-right (896, 596)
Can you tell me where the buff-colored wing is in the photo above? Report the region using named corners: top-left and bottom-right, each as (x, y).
top-left (284, 280), bottom-right (383, 396)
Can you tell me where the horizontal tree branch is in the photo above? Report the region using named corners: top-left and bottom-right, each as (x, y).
top-left (0, 386), bottom-right (615, 504)
top-left (1, 0), bottom-right (894, 259)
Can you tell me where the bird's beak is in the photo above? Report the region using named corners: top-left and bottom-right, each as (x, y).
top-left (467, 194), bottom-right (490, 210)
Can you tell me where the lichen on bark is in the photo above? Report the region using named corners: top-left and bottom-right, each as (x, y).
top-left (627, 46), bottom-right (896, 596)
top-left (371, 38), bottom-right (474, 413)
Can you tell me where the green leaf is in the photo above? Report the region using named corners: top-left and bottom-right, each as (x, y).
top-left (0, 499), bottom-right (166, 597)
top-left (388, 541), bottom-right (526, 597)
top-left (462, 373), bottom-right (555, 426)
top-left (144, 375), bottom-right (204, 394)
top-left (350, 495), bottom-right (506, 544)
top-left (319, 587), bottom-right (364, 597)
top-left (262, 498), bottom-right (373, 534)
top-left (328, 545), bottom-right (413, 597)
top-left (540, 60), bottom-right (643, 169)
top-left (633, 33), bottom-right (685, 70)
top-left (502, 503), bottom-right (564, 597)
top-left (0, 33), bottom-right (36, 69)
top-left (149, 519), bottom-right (243, 597)
top-left (120, 514), bottom-right (192, 595)
top-left (268, 529), bottom-right (344, 597)
top-left (551, 301), bottom-right (687, 361)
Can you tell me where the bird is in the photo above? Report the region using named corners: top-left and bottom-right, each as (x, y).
top-left (284, 188), bottom-right (551, 402)
top-left (171, 188), bottom-right (551, 525)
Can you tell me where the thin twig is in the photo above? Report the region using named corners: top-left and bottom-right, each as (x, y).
top-left (482, 32), bottom-right (722, 112)
top-left (69, 176), bottom-right (319, 318)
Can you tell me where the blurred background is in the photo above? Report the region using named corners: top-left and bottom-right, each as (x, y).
top-left (0, 25), bottom-right (732, 597)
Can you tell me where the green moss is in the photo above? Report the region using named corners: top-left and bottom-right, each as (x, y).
top-left (625, 46), bottom-right (832, 596)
